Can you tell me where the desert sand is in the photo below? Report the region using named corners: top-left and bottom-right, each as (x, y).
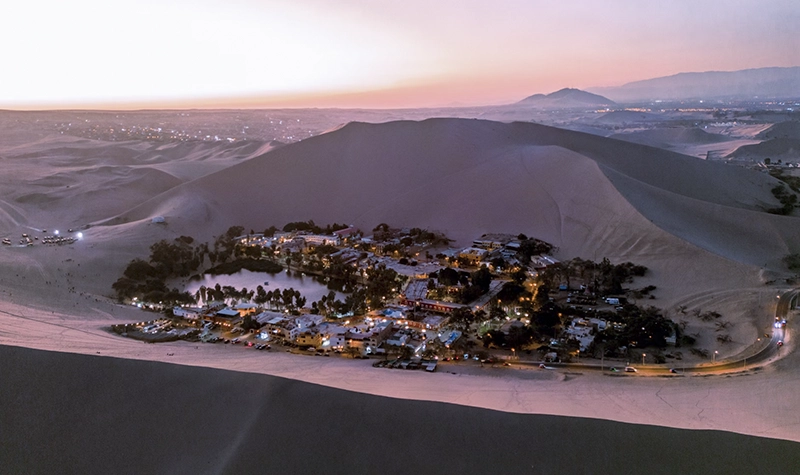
top-left (1, 115), bottom-right (799, 467)
top-left (5, 345), bottom-right (800, 474)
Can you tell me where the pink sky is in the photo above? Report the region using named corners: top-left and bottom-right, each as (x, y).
top-left (2, 0), bottom-right (798, 109)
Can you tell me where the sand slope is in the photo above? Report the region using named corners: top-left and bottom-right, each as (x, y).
top-left (4, 345), bottom-right (800, 475)
top-left (728, 137), bottom-right (800, 160)
top-left (757, 121), bottom-right (800, 140)
top-left (0, 135), bottom-right (279, 227)
top-left (104, 119), bottom-right (797, 272)
top-left (609, 127), bottom-right (732, 150)
top-left (3, 116), bottom-right (800, 454)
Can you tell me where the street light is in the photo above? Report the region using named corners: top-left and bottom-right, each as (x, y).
top-left (641, 353), bottom-right (646, 366)
top-left (713, 350), bottom-right (718, 363)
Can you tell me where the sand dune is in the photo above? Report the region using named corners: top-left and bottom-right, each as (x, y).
top-left (610, 127), bottom-right (732, 149)
top-left (2, 116), bottom-right (800, 455)
top-left (728, 137), bottom-right (800, 160)
top-left (3, 345), bottom-right (800, 474)
top-left (594, 110), bottom-right (662, 124)
top-left (103, 119), bottom-right (796, 272)
top-left (757, 121), bottom-right (800, 140)
top-left (2, 117), bottom-right (795, 309)
top-left (0, 135), bottom-right (281, 227)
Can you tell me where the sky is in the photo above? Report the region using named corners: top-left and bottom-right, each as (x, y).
top-left (2, 0), bottom-right (799, 109)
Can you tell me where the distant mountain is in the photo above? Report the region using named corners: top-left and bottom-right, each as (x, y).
top-left (589, 67), bottom-right (800, 103)
top-left (517, 88), bottom-right (616, 108)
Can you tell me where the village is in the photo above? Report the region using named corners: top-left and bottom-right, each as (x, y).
top-left (111, 222), bottom-right (682, 372)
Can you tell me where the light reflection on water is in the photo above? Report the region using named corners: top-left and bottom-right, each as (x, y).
top-left (186, 269), bottom-right (344, 303)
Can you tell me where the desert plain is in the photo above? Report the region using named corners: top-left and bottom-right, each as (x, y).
top-left (1, 106), bottom-right (800, 472)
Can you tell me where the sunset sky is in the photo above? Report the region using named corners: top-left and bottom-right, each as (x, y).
top-left (3, 0), bottom-right (799, 109)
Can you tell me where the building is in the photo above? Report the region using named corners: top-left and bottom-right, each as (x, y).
top-left (458, 247), bottom-right (488, 265)
top-left (345, 321), bottom-right (393, 355)
top-left (472, 239), bottom-right (504, 250)
top-left (234, 302), bottom-right (258, 317)
top-left (401, 297), bottom-right (467, 314)
top-left (531, 255), bottom-right (560, 270)
top-left (296, 330), bottom-right (323, 348)
top-left (235, 233), bottom-right (264, 245)
top-left (172, 306), bottom-right (202, 320)
top-left (211, 307), bottom-right (241, 327)
top-left (333, 226), bottom-right (358, 240)
top-left (317, 322), bottom-right (348, 351)
top-left (421, 315), bottom-right (446, 330)
top-left (260, 315), bottom-right (289, 339)
top-left (296, 234), bottom-right (339, 247)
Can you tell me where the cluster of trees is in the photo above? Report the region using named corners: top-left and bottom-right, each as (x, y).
top-left (208, 226), bottom-right (246, 264)
top-left (282, 220), bottom-right (350, 234)
top-left (310, 289), bottom-right (367, 317)
top-left (427, 266), bottom-right (494, 304)
top-left (768, 184), bottom-right (798, 215)
top-left (483, 325), bottom-right (535, 351)
top-left (319, 255), bottom-right (359, 291)
top-left (195, 283), bottom-right (254, 303)
top-left (769, 168), bottom-right (800, 192)
top-left (255, 286), bottom-right (306, 312)
top-left (514, 235), bottom-right (556, 264)
top-left (371, 224), bottom-right (450, 247)
top-left (196, 283), bottom-right (308, 313)
top-left (206, 258), bottom-right (282, 276)
top-left (784, 253), bottom-right (800, 272)
top-left (407, 227), bottom-right (451, 246)
top-left (449, 299), bottom-right (560, 351)
top-left (591, 305), bottom-right (675, 355)
top-left (539, 257), bottom-right (647, 295)
top-left (365, 264), bottom-right (405, 308)
top-left (112, 237), bottom-right (202, 305)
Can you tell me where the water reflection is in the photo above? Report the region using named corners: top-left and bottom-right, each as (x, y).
top-left (187, 269), bottom-right (344, 304)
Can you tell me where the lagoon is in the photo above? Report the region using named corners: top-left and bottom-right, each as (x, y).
top-left (186, 269), bottom-right (344, 304)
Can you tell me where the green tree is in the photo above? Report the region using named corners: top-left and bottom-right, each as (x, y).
top-left (471, 266), bottom-right (492, 293)
top-left (784, 253), bottom-right (800, 272)
top-left (344, 346), bottom-right (361, 359)
top-left (449, 307), bottom-right (475, 332)
top-left (398, 345), bottom-right (414, 360)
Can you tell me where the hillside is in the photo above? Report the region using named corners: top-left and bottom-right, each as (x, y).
top-left (0, 135), bottom-right (279, 227)
top-left (728, 137), bottom-right (800, 160)
top-left (610, 127), bottom-right (732, 150)
top-left (756, 121), bottom-right (800, 140)
top-left (518, 88), bottom-right (616, 108)
top-left (590, 67), bottom-right (800, 102)
top-left (102, 118), bottom-right (798, 272)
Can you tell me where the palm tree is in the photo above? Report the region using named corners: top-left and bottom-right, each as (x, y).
top-left (194, 285), bottom-right (207, 304)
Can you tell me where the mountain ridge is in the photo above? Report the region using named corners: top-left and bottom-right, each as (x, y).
top-left (589, 66), bottom-right (800, 102)
top-left (518, 88), bottom-right (616, 107)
